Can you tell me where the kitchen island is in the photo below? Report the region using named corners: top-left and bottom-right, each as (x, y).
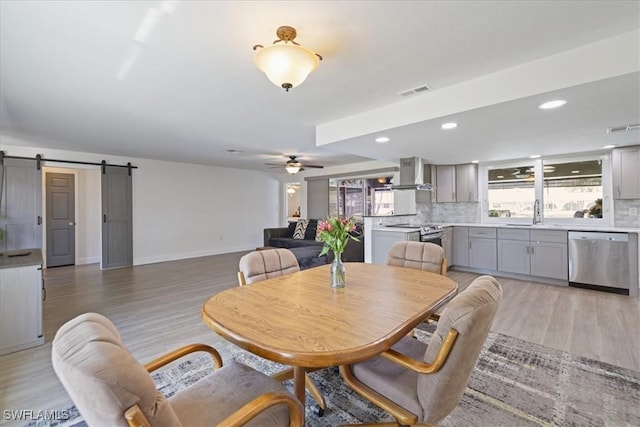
top-left (0, 248), bottom-right (44, 355)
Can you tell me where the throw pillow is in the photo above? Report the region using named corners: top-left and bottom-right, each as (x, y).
top-left (304, 219), bottom-right (318, 240)
top-left (315, 222), bottom-right (323, 242)
top-left (292, 219), bottom-right (309, 239)
top-left (286, 221), bottom-right (297, 238)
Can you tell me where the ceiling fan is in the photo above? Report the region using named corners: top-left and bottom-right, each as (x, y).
top-left (265, 155), bottom-right (324, 174)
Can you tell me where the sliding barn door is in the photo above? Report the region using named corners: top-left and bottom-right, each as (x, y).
top-left (0, 158), bottom-right (42, 251)
top-left (101, 166), bottom-right (132, 269)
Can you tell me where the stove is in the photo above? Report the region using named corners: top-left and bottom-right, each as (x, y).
top-left (419, 225), bottom-right (443, 244)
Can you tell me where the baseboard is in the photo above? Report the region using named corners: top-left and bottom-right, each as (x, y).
top-left (134, 245), bottom-right (255, 266)
top-left (77, 256), bottom-right (101, 265)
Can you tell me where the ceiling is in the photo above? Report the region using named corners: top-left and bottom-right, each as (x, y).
top-left (1, 1), bottom-right (639, 175)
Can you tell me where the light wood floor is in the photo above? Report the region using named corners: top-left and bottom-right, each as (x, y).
top-left (1, 252), bottom-right (638, 425)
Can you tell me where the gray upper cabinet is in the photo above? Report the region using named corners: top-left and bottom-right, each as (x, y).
top-left (455, 164), bottom-right (478, 202)
top-left (612, 146), bottom-right (640, 199)
top-left (435, 165), bottom-right (456, 202)
top-left (435, 164), bottom-right (478, 203)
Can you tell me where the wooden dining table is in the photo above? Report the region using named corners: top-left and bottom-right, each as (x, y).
top-left (201, 262), bottom-right (457, 410)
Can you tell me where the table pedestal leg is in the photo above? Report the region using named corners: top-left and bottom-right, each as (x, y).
top-left (293, 366), bottom-right (306, 407)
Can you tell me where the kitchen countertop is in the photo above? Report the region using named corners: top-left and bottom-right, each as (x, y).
top-left (0, 248), bottom-right (43, 269)
top-left (432, 223), bottom-right (640, 233)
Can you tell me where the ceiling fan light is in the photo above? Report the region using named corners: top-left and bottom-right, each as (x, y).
top-left (287, 187), bottom-right (296, 194)
top-left (285, 165), bottom-right (301, 174)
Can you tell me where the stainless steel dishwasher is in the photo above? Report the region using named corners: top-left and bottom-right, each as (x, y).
top-left (568, 231), bottom-right (638, 296)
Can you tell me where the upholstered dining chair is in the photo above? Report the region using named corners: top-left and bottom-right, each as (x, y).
top-left (238, 248), bottom-right (327, 416)
top-left (387, 241), bottom-right (447, 276)
top-left (52, 312), bottom-right (304, 427)
top-left (340, 275), bottom-right (502, 427)
top-left (238, 247), bottom-right (300, 286)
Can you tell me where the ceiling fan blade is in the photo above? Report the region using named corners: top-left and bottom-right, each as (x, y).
top-left (300, 164), bottom-right (324, 168)
top-left (265, 163), bottom-right (285, 166)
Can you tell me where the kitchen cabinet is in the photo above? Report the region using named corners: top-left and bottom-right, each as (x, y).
top-left (441, 227), bottom-right (453, 269)
top-left (452, 226), bottom-right (469, 267)
top-left (0, 249), bottom-right (44, 355)
top-left (468, 227), bottom-right (497, 270)
top-left (371, 229), bottom-right (420, 265)
top-left (455, 164), bottom-right (478, 202)
top-left (612, 146), bottom-right (640, 199)
top-left (497, 228), bottom-right (567, 280)
top-left (530, 230), bottom-right (568, 280)
top-left (435, 164), bottom-right (478, 203)
top-left (435, 165), bottom-right (456, 203)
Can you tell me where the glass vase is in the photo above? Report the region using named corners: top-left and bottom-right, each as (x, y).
top-left (331, 252), bottom-right (346, 288)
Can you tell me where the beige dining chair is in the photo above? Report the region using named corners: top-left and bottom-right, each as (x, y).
top-left (238, 248), bottom-right (327, 416)
top-left (340, 275), bottom-right (502, 426)
top-left (387, 241), bottom-right (448, 324)
top-left (387, 241), bottom-right (447, 276)
top-left (51, 312), bottom-right (304, 427)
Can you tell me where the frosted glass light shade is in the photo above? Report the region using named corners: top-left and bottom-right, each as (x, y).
top-left (285, 165), bottom-right (301, 174)
top-left (254, 43), bottom-right (320, 90)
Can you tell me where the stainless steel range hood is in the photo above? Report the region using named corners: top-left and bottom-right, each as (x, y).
top-left (390, 157), bottom-right (433, 191)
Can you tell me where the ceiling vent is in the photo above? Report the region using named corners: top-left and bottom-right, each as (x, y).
top-left (606, 123), bottom-right (640, 134)
top-left (399, 84), bottom-right (430, 97)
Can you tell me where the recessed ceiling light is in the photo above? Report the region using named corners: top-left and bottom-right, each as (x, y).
top-left (529, 154), bottom-right (541, 159)
top-left (441, 122), bottom-right (458, 130)
top-left (497, 175), bottom-right (504, 179)
top-left (471, 160), bottom-right (479, 164)
top-left (226, 149), bottom-right (244, 154)
top-left (602, 144), bottom-right (616, 149)
top-left (538, 100), bottom-right (567, 110)
top-left (375, 136), bottom-right (390, 143)
top-left (571, 170), bottom-right (580, 174)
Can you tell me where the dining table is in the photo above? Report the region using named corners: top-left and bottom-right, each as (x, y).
top-left (201, 262), bottom-right (458, 412)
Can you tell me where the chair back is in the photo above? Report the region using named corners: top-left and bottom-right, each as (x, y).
top-left (51, 313), bottom-right (180, 427)
top-left (387, 241), bottom-right (446, 275)
top-left (418, 275), bottom-right (502, 423)
top-left (238, 248), bottom-right (300, 285)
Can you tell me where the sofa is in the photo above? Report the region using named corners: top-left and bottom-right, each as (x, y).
top-left (263, 219), bottom-right (365, 268)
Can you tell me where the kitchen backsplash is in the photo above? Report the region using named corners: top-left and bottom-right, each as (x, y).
top-left (614, 199), bottom-right (640, 228)
top-left (419, 202), bottom-right (481, 224)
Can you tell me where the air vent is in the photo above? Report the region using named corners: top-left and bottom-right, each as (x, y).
top-left (399, 84), bottom-right (430, 97)
top-left (606, 123), bottom-right (640, 134)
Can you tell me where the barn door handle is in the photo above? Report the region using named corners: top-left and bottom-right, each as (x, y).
top-left (103, 214), bottom-right (107, 223)
top-left (37, 216), bottom-right (42, 225)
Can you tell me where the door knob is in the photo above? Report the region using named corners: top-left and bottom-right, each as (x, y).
top-left (68, 221), bottom-right (76, 226)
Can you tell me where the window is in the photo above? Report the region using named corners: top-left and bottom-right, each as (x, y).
top-left (487, 164), bottom-right (535, 218)
top-left (542, 159), bottom-right (603, 219)
top-left (329, 176), bottom-right (394, 219)
top-left (484, 155), bottom-right (607, 223)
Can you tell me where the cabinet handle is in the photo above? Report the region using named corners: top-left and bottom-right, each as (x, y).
top-left (617, 186), bottom-right (620, 197)
top-left (469, 241), bottom-right (472, 250)
top-left (42, 279), bottom-right (46, 301)
top-left (531, 246), bottom-right (535, 255)
top-left (526, 246), bottom-right (530, 255)
top-left (37, 216), bottom-right (42, 225)
top-left (103, 214), bottom-right (107, 223)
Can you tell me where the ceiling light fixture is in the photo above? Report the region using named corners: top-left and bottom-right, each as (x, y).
top-left (529, 154), bottom-right (541, 159)
top-left (375, 136), bottom-right (390, 143)
top-left (571, 170), bottom-right (580, 174)
top-left (287, 187), bottom-right (296, 194)
top-left (538, 99), bottom-right (567, 110)
top-left (285, 165), bottom-right (301, 174)
top-left (602, 144), bottom-right (616, 149)
top-left (441, 122), bottom-right (458, 130)
top-left (253, 26), bottom-right (322, 92)
top-left (471, 160), bottom-right (479, 164)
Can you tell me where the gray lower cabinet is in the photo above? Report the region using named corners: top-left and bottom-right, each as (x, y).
top-left (371, 230), bottom-right (420, 265)
top-left (0, 263), bottom-right (44, 355)
top-left (496, 228), bottom-right (568, 280)
top-left (530, 241), bottom-right (568, 280)
top-left (441, 227), bottom-right (453, 269)
top-left (452, 226), bottom-right (469, 267)
top-left (498, 239), bottom-right (530, 274)
top-left (468, 227), bottom-right (497, 270)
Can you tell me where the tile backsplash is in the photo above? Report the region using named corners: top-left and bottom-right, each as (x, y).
top-left (614, 199), bottom-right (640, 228)
top-left (419, 202), bottom-right (481, 224)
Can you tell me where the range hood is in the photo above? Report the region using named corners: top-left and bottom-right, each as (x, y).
top-left (389, 157), bottom-right (433, 191)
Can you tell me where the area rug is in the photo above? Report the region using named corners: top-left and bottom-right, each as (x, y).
top-left (27, 329), bottom-right (640, 427)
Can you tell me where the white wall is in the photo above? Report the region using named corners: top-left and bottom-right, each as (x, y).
top-left (2, 141), bottom-right (281, 266)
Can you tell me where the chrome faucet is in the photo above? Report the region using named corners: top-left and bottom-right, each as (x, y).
top-left (533, 199), bottom-right (542, 224)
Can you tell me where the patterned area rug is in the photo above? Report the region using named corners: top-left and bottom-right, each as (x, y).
top-left (28, 329), bottom-right (640, 427)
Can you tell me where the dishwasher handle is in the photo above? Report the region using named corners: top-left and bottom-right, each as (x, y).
top-left (568, 231), bottom-right (629, 242)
